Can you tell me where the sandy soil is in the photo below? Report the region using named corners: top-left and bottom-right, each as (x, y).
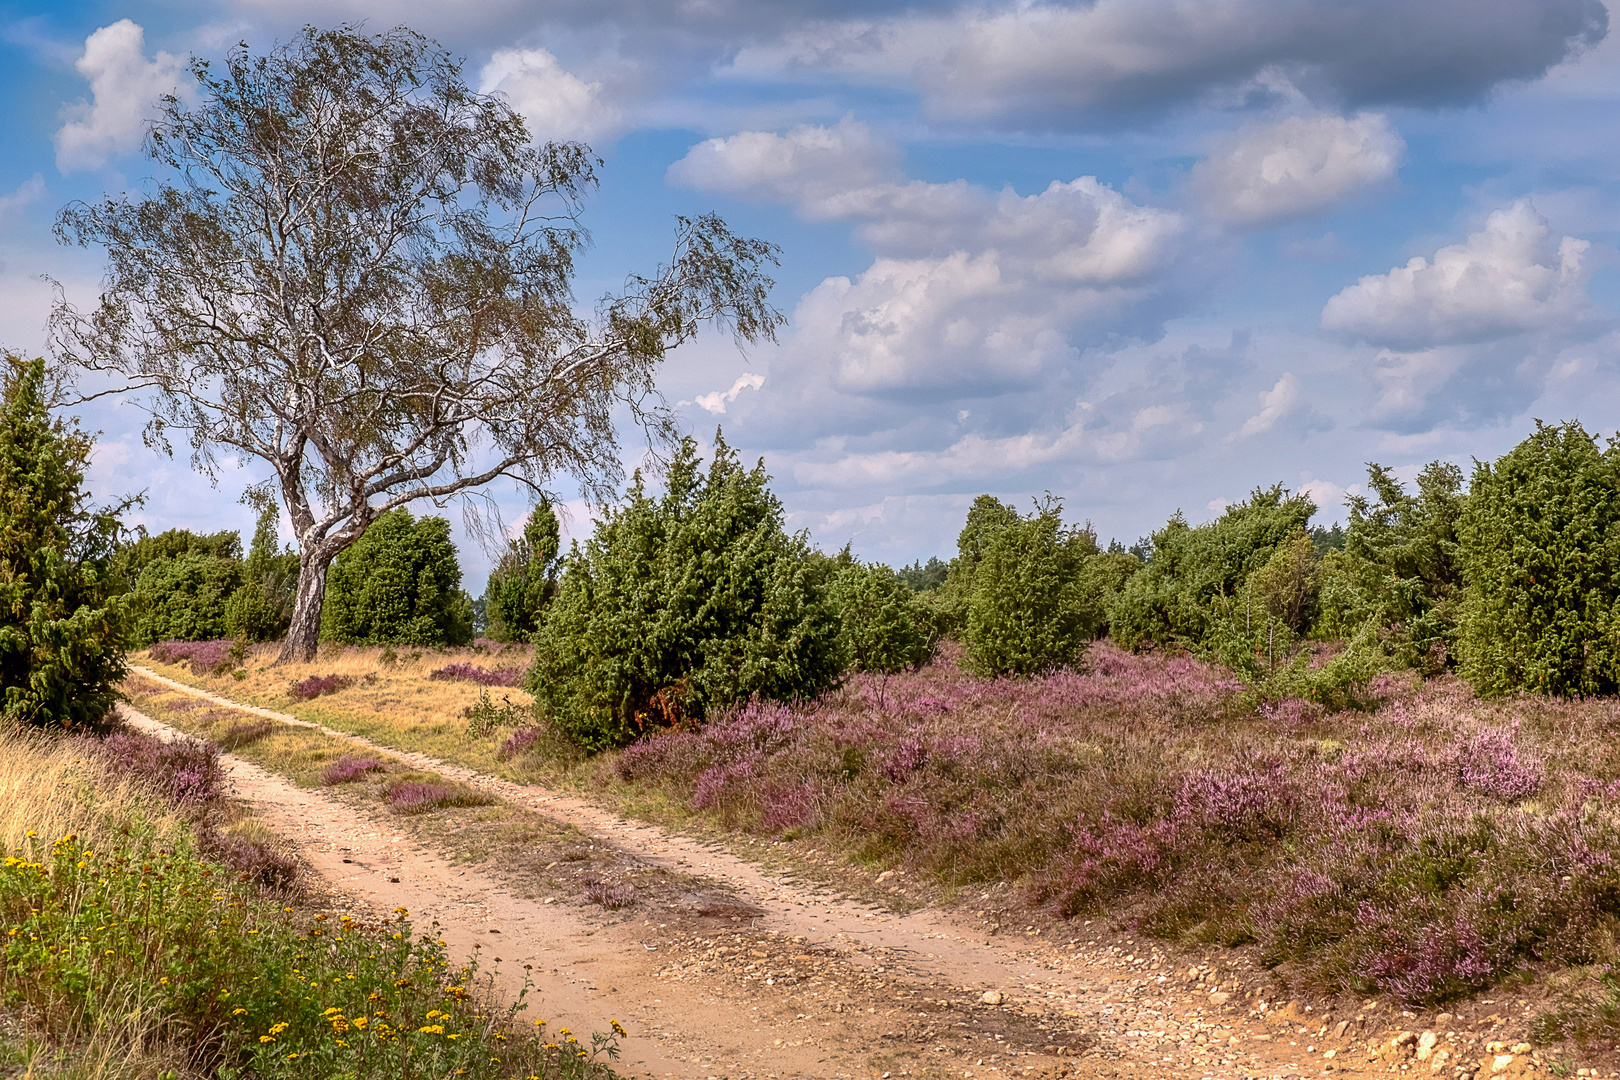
top-left (123, 666), bottom-right (1594, 1080)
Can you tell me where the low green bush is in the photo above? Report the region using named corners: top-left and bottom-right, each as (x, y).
top-left (132, 551), bottom-right (243, 645)
top-left (829, 561), bottom-right (933, 678)
top-left (961, 499), bottom-right (1100, 677)
top-left (1315, 461), bottom-right (1465, 674)
top-left (528, 433), bottom-right (844, 751)
top-left (1457, 421), bottom-right (1620, 697)
top-left (1108, 484), bottom-right (1316, 654)
top-left (321, 510), bottom-right (474, 647)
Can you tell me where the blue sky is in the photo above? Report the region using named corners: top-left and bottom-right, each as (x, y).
top-left (3, 0), bottom-right (1618, 588)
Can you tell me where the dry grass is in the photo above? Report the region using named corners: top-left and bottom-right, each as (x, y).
top-left (0, 727), bottom-right (186, 857)
top-left (0, 729), bottom-right (201, 1077)
top-left (134, 643), bottom-right (538, 781)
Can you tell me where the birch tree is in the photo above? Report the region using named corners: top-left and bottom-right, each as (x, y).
top-left (50, 25), bottom-right (783, 661)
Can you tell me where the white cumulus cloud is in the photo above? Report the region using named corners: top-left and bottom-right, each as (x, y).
top-left (667, 119), bottom-right (900, 217)
top-left (1321, 199), bottom-right (1592, 348)
top-left (1192, 113), bottom-right (1404, 229)
top-left (693, 372), bottom-right (765, 414)
top-left (480, 47), bottom-right (622, 144)
top-left (54, 20), bottom-right (186, 174)
top-left (1232, 372), bottom-right (1330, 439)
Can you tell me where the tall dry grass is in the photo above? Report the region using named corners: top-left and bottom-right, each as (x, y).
top-left (136, 642), bottom-right (534, 755)
top-left (0, 727), bottom-right (185, 856)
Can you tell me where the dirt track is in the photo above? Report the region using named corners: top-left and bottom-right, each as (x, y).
top-left (123, 666), bottom-right (1576, 1080)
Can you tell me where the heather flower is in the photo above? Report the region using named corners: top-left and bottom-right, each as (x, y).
top-left (429, 663), bottom-right (524, 687)
top-left (149, 638), bottom-right (238, 674)
top-left (322, 756), bottom-right (385, 785)
top-left (288, 674), bottom-right (354, 701)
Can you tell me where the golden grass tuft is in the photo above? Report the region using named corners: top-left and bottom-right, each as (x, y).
top-left (133, 643), bottom-right (542, 781)
top-left (0, 727), bottom-right (184, 856)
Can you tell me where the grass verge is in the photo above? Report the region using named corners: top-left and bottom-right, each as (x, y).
top-left (0, 722), bottom-right (624, 1079)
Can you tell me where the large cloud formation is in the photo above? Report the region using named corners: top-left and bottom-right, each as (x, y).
top-left (671, 122), bottom-right (1185, 401)
top-left (727, 0), bottom-right (1607, 129)
top-left (1321, 200), bottom-right (1592, 349)
top-left (209, 0), bottom-right (1606, 136)
top-left (479, 47), bottom-right (623, 143)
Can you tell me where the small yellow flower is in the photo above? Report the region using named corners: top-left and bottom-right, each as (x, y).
top-left (233, 1008), bottom-right (248, 1016)
top-left (417, 1024), bottom-right (446, 1035)
top-left (259, 1035), bottom-right (275, 1044)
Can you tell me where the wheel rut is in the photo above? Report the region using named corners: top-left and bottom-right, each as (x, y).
top-left (125, 666), bottom-right (1500, 1080)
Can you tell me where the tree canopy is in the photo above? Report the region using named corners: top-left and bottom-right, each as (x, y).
top-left (51, 24), bottom-right (782, 661)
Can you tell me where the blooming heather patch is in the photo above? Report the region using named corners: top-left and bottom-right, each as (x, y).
top-left (382, 780), bottom-right (494, 814)
top-left (322, 755), bottom-right (385, 785)
top-left (195, 824), bottom-right (299, 891)
top-left (429, 662), bottom-right (524, 687)
top-left (288, 674), bottom-right (354, 701)
top-left (498, 727), bottom-right (543, 760)
top-left (598, 641), bottom-right (1620, 1003)
top-left (1454, 725), bottom-right (1545, 800)
top-left (148, 638), bottom-right (238, 675)
top-left (94, 729), bottom-right (224, 805)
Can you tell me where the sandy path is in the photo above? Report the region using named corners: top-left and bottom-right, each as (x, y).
top-left (125, 667), bottom-right (1565, 1080)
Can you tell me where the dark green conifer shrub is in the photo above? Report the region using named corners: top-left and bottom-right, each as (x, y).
top-left (896, 555), bottom-right (948, 592)
top-left (0, 357), bottom-right (130, 729)
top-left (131, 552), bottom-right (243, 645)
top-left (829, 561), bottom-right (933, 677)
top-left (320, 509), bottom-right (474, 646)
top-left (527, 433), bottom-right (844, 751)
top-left (1457, 421), bottom-right (1620, 696)
top-left (223, 505), bottom-right (298, 643)
top-left (1108, 484), bottom-right (1317, 652)
top-left (959, 498), bottom-right (1100, 677)
top-left (1316, 461), bottom-right (1465, 673)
